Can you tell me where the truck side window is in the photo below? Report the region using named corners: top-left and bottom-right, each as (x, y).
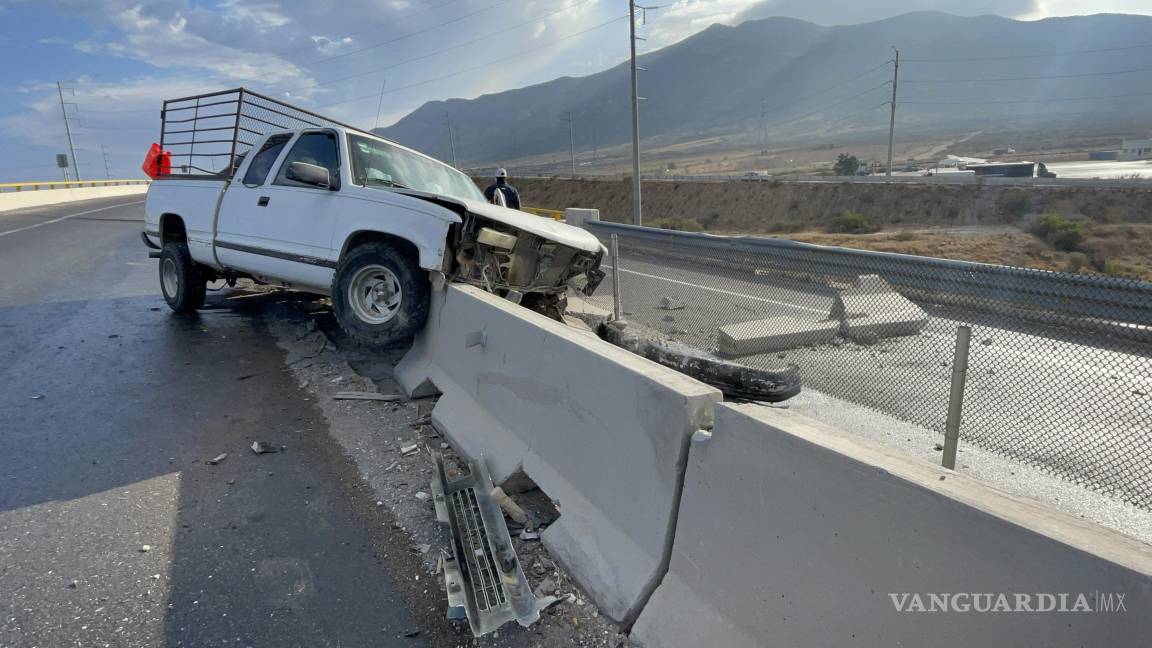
top-left (274, 132), bottom-right (340, 189)
top-left (241, 134), bottom-right (292, 186)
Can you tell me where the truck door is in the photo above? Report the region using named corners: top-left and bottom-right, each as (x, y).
top-left (216, 130), bottom-right (342, 292)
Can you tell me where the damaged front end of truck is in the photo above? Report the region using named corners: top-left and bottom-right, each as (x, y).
top-left (449, 209), bottom-right (606, 320)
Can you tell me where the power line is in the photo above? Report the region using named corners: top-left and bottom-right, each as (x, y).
top-left (311, 15), bottom-right (628, 111)
top-left (72, 0), bottom-right (506, 110)
top-left (764, 82), bottom-right (892, 131)
top-left (276, 0), bottom-right (598, 96)
top-left (292, 0), bottom-right (513, 68)
top-left (905, 42), bottom-right (1152, 63)
top-left (904, 67), bottom-right (1152, 84)
top-left (902, 91), bottom-right (1152, 105)
top-left (762, 60), bottom-right (890, 115)
top-left (272, 0), bottom-right (466, 60)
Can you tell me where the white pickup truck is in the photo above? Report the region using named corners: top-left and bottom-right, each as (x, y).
top-left (142, 123), bottom-right (605, 344)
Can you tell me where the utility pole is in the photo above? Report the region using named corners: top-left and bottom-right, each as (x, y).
top-left (444, 111), bottom-right (458, 168)
top-left (57, 81), bottom-right (81, 182)
top-left (761, 99), bottom-right (768, 151)
top-left (561, 111), bottom-right (576, 179)
top-left (629, 1), bottom-right (655, 226)
top-left (100, 144), bottom-right (113, 179)
top-left (373, 80), bottom-right (387, 131)
top-left (886, 47), bottom-right (900, 177)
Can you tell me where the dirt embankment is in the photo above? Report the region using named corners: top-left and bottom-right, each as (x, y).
top-left (514, 177), bottom-right (1152, 280)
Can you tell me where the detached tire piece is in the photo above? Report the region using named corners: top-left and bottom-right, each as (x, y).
top-left (332, 242), bottom-right (430, 346)
top-left (159, 242), bottom-right (206, 313)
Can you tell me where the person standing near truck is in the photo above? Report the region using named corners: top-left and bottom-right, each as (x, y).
top-left (484, 168), bottom-right (521, 210)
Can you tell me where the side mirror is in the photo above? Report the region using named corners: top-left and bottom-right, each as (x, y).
top-left (286, 161), bottom-right (332, 189)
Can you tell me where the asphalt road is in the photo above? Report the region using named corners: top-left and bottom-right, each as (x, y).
top-left (0, 197), bottom-right (437, 647)
top-left (594, 247), bottom-right (1152, 506)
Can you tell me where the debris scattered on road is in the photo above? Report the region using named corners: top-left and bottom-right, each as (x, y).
top-left (30, 394), bottom-right (45, 400)
top-left (333, 391), bottom-right (402, 402)
top-left (250, 441), bottom-right (280, 454)
top-left (491, 487), bottom-right (528, 526)
top-left (934, 444), bottom-right (944, 451)
top-left (402, 629), bottom-right (421, 638)
top-left (151, 574), bottom-right (161, 580)
top-left (206, 453), bottom-right (228, 465)
top-left (534, 576), bottom-right (558, 596)
top-left (414, 543), bottom-right (432, 554)
top-left (519, 529), bottom-right (540, 541)
top-left (542, 593), bottom-right (576, 611)
top-left (981, 338), bottom-right (993, 346)
top-left (68, 580), bottom-right (78, 589)
top-left (414, 491), bottom-right (431, 501)
top-left (1134, 389), bottom-right (1148, 397)
top-left (400, 443), bottom-right (420, 456)
top-left (657, 296), bottom-right (686, 310)
top-left (139, 545), bottom-right (152, 553)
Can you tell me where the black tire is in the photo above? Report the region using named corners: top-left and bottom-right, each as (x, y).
top-left (332, 242), bottom-right (430, 346)
top-left (159, 242), bottom-right (206, 313)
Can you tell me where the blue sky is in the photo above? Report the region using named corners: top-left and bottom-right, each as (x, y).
top-left (1, 0), bottom-right (1149, 181)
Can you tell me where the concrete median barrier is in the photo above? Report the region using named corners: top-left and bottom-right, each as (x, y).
top-left (395, 284), bottom-right (722, 623)
top-left (832, 274), bottom-right (928, 341)
top-left (564, 207), bottom-right (599, 229)
top-left (717, 316), bottom-right (839, 356)
top-left (0, 184), bottom-right (148, 213)
top-left (632, 403), bottom-right (1152, 647)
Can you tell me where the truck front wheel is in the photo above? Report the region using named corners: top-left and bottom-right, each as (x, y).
top-left (332, 242), bottom-right (430, 346)
top-left (159, 242), bottom-right (206, 313)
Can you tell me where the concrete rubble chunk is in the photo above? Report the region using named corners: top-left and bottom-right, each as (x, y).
top-left (831, 274), bottom-right (928, 342)
top-left (717, 316), bottom-right (840, 356)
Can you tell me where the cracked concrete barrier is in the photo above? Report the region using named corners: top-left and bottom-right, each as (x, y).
top-left (396, 284), bottom-right (722, 623)
top-left (632, 403), bottom-right (1152, 648)
top-left (831, 274), bottom-right (928, 341)
top-left (717, 316), bottom-right (840, 356)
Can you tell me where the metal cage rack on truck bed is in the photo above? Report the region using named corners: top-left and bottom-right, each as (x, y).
top-left (159, 88), bottom-right (377, 179)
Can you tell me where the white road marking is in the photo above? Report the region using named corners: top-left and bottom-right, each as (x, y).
top-left (607, 264), bottom-right (1151, 385)
top-left (604, 264), bottom-right (828, 314)
top-left (0, 201), bottom-right (145, 238)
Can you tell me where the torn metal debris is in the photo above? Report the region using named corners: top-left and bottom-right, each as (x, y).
top-left (431, 453), bottom-right (555, 637)
top-left (332, 391), bottom-right (402, 402)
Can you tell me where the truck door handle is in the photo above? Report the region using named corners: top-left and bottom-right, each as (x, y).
top-left (257, 196), bottom-right (270, 207)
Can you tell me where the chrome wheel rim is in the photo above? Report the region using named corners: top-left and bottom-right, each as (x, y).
top-left (348, 264), bottom-right (402, 325)
top-left (161, 257), bottom-right (179, 298)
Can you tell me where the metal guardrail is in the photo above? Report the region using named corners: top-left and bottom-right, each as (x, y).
top-left (521, 206), bottom-right (564, 220)
top-left (586, 221), bottom-right (1152, 335)
top-left (514, 173), bottom-right (1152, 189)
top-left (0, 179), bottom-right (150, 193)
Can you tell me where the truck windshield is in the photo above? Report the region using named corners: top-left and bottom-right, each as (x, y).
top-left (347, 134), bottom-right (484, 202)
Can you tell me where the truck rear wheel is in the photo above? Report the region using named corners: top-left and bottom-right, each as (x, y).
top-left (332, 242), bottom-right (430, 346)
top-left (159, 242), bottom-right (206, 313)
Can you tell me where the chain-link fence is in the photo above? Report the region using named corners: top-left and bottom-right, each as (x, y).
top-left (585, 221), bottom-right (1152, 509)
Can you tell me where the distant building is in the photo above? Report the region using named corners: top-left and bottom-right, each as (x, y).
top-left (1119, 139), bottom-right (1152, 161)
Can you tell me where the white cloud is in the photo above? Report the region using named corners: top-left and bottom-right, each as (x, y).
top-left (218, 0), bottom-right (293, 31)
top-left (310, 35), bottom-right (355, 55)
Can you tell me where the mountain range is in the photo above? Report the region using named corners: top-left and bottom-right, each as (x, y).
top-left (376, 11), bottom-right (1152, 166)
